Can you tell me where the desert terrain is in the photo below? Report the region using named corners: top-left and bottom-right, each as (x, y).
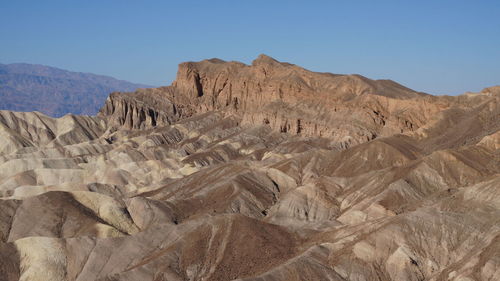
top-left (0, 55), bottom-right (499, 281)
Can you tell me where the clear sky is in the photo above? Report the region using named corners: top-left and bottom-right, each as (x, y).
top-left (1, 0), bottom-right (499, 95)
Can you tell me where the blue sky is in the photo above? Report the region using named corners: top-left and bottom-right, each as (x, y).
top-left (1, 0), bottom-right (499, 95)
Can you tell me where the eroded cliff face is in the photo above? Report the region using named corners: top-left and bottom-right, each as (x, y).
top-left (2, 55), bottom-right (499, 281)
top-left (99, 55), bottom-right (454, 148)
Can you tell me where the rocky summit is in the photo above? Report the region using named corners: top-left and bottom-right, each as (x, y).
top-left (0, 55), bottom-right (499, 281)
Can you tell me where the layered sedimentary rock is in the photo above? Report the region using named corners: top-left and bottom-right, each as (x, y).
top-left (100, 55), bottom-right (453, 148)
top-left (0, 55), bottom-right (499, 281)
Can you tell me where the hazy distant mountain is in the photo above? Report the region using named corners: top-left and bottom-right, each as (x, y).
top-left (0, 63), bottom-right (150, 117)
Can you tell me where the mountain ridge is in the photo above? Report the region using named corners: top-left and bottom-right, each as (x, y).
top-left (99, 55), bottom-right (458, 148)
top-left (0, 63), bottom-right (151, 117)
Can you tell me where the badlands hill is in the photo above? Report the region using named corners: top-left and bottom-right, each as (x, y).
top-left (0, 55), bottom-right (499, 281)
top-left (0, 63), bottom-right (150, 117)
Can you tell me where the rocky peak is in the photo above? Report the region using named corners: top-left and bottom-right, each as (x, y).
top-left (251, 54), bottom-right (284, 67)
top-left (98, 55), bottom-right (483, 149)
top-left (481, 86), bottom-right (500, 96)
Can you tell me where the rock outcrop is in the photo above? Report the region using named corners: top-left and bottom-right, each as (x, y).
top-left (100, 55), bottom-right (455, 149)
